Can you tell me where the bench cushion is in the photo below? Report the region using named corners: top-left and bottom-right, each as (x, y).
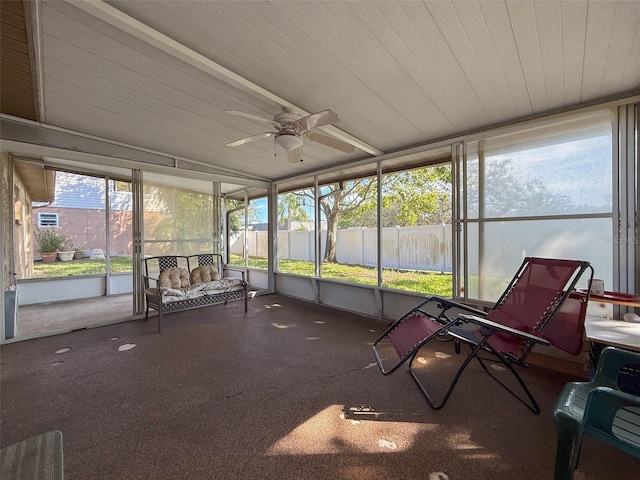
top-left (191, 265), bottom-right (220, 284)
top-left (200, 278), bottom-right (246, 293)
top-left (158, 268), bottom-right (190, 290)
top-left (158, 279), bottom-right (245, 303)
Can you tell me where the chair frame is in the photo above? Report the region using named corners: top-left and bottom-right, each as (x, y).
top-left (373, 257), bottom-right (593, 413)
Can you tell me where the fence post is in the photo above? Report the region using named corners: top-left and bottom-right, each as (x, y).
top-left (396, 225), bottom-right (400, 269)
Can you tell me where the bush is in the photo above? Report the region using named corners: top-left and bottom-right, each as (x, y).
top-left (35, 228), bottom-right (69, 253)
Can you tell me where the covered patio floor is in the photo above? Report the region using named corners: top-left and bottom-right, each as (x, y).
top-left (2, 293), bottom-right (638, 479)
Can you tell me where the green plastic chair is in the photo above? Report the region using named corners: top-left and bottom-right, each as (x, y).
top-left (553, 346), bottom-right (640, 480)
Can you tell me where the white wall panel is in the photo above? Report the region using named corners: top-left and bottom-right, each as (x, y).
top-left (18, 276), bottom-right (105, 305)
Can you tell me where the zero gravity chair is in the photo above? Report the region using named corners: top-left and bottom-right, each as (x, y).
top-left (372, 257), bottom-right (594, 413)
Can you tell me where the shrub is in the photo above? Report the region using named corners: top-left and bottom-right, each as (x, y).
top-left (35, 228), bottom-right (69, 253)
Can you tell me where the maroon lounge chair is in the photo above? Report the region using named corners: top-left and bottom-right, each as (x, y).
top-left (372, 257), bottom-right (594, 413)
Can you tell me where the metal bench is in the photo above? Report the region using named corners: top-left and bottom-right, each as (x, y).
top-left (143, 254), bottom-right (248, 332)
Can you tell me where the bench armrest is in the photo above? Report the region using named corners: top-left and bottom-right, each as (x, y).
top-left (143, 275), bottom-right (160, 294)
top-left (223, 264), bottom-right (246, 282)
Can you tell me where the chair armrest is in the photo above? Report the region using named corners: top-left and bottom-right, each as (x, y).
top-left (458, 313), bottom-right (551, 346)
top-left (424, 295), bottom-right (488, 317)
top-left (583, 386), bottom-right (640, 443)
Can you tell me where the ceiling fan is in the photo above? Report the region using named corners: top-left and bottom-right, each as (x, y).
top-left (225, 107), bottom-right (356, 163)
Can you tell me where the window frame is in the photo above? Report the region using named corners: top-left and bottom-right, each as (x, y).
top-left (37, 212), bottom-right (59, 228)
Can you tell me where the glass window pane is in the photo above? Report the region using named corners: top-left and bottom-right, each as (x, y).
top-left (459, 110), bottom-right (613, 303)
top-left (477, 218), bottom-right (612, 302)
top-left (464, 141), bottom-right (480, 220)
top-left (482, 111), bottom-right (612, 218)
top-left (460, 222), bottom-right (479, 299)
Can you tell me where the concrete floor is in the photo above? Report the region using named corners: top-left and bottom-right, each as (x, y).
top-left (2, 293), bottom-right (639, 480)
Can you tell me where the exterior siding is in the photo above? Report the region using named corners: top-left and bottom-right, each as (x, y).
top-left (3, 154), bottom-right (35, 280)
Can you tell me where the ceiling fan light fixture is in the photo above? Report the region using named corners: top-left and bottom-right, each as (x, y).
top-left (275, 134), bottom-right (303, 151)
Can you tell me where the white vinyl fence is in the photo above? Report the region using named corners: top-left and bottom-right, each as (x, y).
top-left (231, 225), bottom-right (452, 273)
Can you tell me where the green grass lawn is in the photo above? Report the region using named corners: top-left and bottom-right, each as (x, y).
top-left (34, 255), bottom-right (452, 296)
top-left (32, 257), bottom-right (133, 278)
top-left (230, 255), bottom-right (452, 296)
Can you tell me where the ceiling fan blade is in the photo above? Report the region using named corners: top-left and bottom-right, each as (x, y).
top-left (224, 110), bottom-right (281, 127)
top-left (295, 109), bottom-right (340, 131)
top-left (226, 132), bottom-right (275, 147)
top-left (287, 148), bottom-right (302, 163)
top-left (307, 132), bottom-right (355, 153)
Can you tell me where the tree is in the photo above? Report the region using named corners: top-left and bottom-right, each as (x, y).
top-left (225, 198), bottom-right (259, 235)
top-left (287, 166), bottom-right (452, 263)
top-left (292, 179), bottom-right (377, 263)
top-left (340, 166), bottom-right (452, 227)
top-left (277, 192), bottom-right (310, 229)
top-left (467, 159), bottom-right (573, 217)
top-left (150, 187), bottom-right (215, 254)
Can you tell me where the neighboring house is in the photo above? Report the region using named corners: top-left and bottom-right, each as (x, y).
top-left (33, 172), bottom-right (134, 257)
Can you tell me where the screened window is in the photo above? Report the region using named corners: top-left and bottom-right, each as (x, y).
top-left (458, 110), bottom-right (613, 302)
top-left (381, 164), bottom-right (452, 295)
top-left (277, 188), bottom-right (315, 275)
top-left (37, 212), bottom-right (59, 228)
top-left (227, 198), bottom-right (246, 266)
top-left (247, 197), bottom-right (268, 269)
top-left (317, 177), bottom-right (378, 285)
top-left (143, 173), bottom-right (218, 257)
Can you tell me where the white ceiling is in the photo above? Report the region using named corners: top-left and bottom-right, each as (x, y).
top-left (12, 1), bottom-right (640, 188)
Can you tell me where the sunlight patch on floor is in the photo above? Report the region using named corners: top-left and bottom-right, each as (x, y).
top-left (271, 323), bottom-right (291, 329)
top-left (429, 472), bottom-right (450, 480)
top-left (445, 432), bottom-right (497, 460)
top-left (118, 343), bottom-right (137, 351)
top-left (378, 438), bottom-right (398, 449)
top-left (435, 351), bottom-right (452, 359)
top-left (267, 404), bottom-right (435, 455)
